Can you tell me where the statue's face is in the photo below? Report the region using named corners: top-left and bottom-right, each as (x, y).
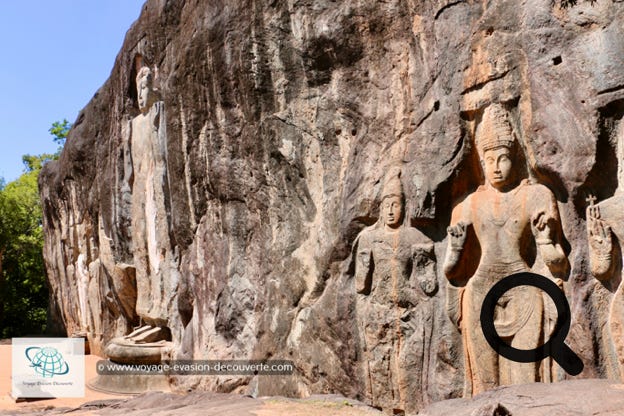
top-left (482, 146), bottom-right (513, 189)
top-left (137, 73), bottom-right (152, 112)
top-left (382, 195), bottom-right (403, 228)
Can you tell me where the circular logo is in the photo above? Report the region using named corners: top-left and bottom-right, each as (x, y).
top-left (26, 346), bottom-right (70, 378)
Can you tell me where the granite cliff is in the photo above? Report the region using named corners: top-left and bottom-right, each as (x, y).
top-left (39, 0), bottom-right (624, 413)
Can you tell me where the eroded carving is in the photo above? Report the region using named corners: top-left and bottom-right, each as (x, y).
top-left (444, 104), bottom-right (569, 396)
top-left (352, 167), bottom-right (438, 414)
top-left (103, 66), bottom-right (176, 370)
top-left (587, 119), bottom-right (624, 381)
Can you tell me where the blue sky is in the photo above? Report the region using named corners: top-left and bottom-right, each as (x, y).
top-left (0, 1), bottom-right (145, 182)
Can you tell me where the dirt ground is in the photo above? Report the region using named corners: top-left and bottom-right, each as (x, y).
top-left (0, 343), bottom-right (380, 416)
top-left (256, 397), bottom-right (382, 416)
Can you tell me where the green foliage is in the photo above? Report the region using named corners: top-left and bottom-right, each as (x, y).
top-left (49, 119), bottom-right (71, 149)
top-left (22, 153), bottom-right (57, 172)
top-left (0, 120), bottom-right (70, 337)
top-left (0, 168), bottom-right (47, 337)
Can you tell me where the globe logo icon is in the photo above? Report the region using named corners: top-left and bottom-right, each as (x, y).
top-left (25, 346), bottom-right (70, 378)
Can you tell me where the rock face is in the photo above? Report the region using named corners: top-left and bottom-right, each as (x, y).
top-left (420, 379), bottom-right (624, 416)
top-left (39, 0), bottom-right (624, 413)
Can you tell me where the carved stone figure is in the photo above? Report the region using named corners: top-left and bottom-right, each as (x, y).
top-left (104, 66), bottom-right (176, 371)
top-left (352, 167), bottom-right (438, 414)
top-left (443, 104), bottom-right (569, 396)
top-left (75, 253), bottom-right (90, 335)
top-left (587, 120), bottom-right (624, 382)
top-left (129, 67), bottom-right (172, 331)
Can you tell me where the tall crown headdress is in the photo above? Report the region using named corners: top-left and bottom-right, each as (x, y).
top-left (381, 167), bottom-right (404, 200)
top-left (475, 104), bottom-right (515, 158)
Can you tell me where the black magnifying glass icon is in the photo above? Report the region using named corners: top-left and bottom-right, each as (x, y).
top-left (480, 272), bottom-right (584, 376)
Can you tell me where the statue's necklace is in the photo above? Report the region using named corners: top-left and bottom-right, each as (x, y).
top-left (490, 188), bottom-right (520, 227)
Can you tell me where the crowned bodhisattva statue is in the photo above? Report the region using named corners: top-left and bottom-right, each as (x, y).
top-left (443, 104), bottom-right (569, 396)
top-left (586, 119), bottom-right (624, 382)
top-left (352, 168), bottom-right (438, 414)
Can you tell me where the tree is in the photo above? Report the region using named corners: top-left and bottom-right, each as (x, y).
top-left (49, 119), bottom-right (71, 150)
top-left (22, 153), bottom-right (57, 172)
top-left (0, 121), bottom-right (71, 337)
top-left (21, 119), bottom-right (71, 174)
top-left (0, 162), bottom-right (47, 336)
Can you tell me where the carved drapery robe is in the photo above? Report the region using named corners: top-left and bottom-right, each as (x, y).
top-left (449, 180), bottom-right (565, 395)
top-left (353, 225), bottom-right (437, 413)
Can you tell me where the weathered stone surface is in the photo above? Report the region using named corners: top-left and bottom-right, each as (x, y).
top-left (0, 392), bottom-right (382, 416)
top-left (443, 103), bottom-right (570, 396)
top-left (352, 167), bottom-right (438, 413)
top-left (92, 67), bottom-right (175, 393)
top-left (587, 117), bottom-right (624, 382)
top-left (420, 379), bottom-right (624, 416)
top-left (39, 0), bottom-right (624, 413)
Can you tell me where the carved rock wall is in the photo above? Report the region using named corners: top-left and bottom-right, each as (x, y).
top-left (40, 0), bottom-right (624, 412)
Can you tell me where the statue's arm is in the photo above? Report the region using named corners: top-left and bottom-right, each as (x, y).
top-left (531, 188), bottom-right (569, 277)
top-left (587, 204), bottom-right (614, 280)
top-left (353, 233), bottom-right (373, 294)
top-left (443, 202), bottom-right (469, 285)
top-left (411, 242), bottom-right (438, 296)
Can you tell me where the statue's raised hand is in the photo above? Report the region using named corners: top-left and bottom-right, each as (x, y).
top-left (531, 210), bottom-right (552, 244)
top-left (587, 205), bottom-right (612, 256)
top-left (419, 276), bottom-right (438, 296)
top-left (447, 222), bottom-right (467, 251)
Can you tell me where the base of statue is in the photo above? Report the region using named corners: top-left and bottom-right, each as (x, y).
top-left (87, 360), bottom-right (171, 395)
top-left (87, 335), bottom-right (173, 394)
top-left (104, 336), bottom-right (171, 364)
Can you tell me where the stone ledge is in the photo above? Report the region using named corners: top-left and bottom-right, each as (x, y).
top-left (420, 379), bottom-right (624, 416)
